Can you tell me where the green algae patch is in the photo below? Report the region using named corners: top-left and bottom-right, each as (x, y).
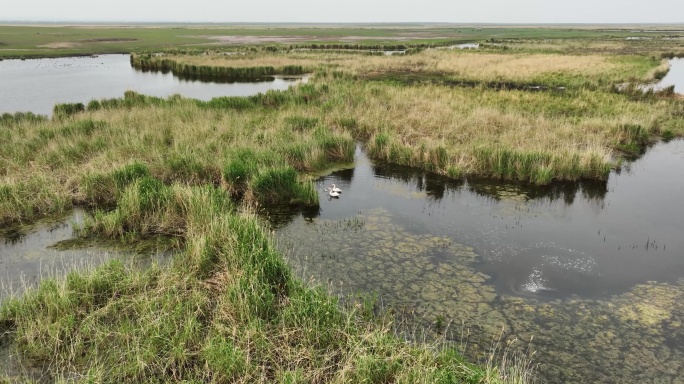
top-left (616, 283), bottom-right (681, 326)
top-left (276, 206), bottom-right (684, 383)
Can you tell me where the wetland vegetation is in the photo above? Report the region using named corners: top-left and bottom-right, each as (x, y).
top-left (2, 23), bottom-right (684, 383)
top-left (273, 141), bottom-right (684, 383)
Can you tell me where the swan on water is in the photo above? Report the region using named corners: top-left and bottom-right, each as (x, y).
top-left (329, 189), bottom-right (340, 198)
top-left (331, 184), bottom-right (342, 193)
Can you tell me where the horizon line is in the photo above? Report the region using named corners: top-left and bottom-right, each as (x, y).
top-left (1, 20), bottom-right (684, 26)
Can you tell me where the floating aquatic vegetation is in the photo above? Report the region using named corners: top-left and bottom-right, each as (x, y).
top-left (276, 207), bottom-right (684, 383)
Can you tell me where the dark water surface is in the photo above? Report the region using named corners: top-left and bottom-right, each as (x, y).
top-left (0, 54), bottom-right (308, 116)
top-left (0, 210), bottom-right (96, 296)
top-left (269, 142), bottom-right (684, 383)
top-left (273, 142), bottom-right (684, 300)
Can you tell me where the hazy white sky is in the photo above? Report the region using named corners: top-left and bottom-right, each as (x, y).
top-left (2, 0), bottom-right (683, 23)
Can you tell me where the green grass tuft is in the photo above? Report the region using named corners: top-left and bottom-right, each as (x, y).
top-left (252, 167), bottom-right (318, 206)
top-left (53, 102), bottom-right (85, 119)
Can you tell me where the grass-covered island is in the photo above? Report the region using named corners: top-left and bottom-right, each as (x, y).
top-left (1, 26), bottom-right (684, 383)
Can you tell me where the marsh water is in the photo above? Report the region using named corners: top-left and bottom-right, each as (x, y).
top-left (658, 58), bottom-right (684, 93)
top-left (0, 210), bottom-right (171, 298)
top-left (0, 211), bottom-right (105, 377)
top-left (0, 210), bottom-right (173, 379)
top-left (2, 56), bottom-right (684, 382)
top-left (0, 54), bottom-right (308, 116)
top-left (0, 210), bottom-right (93, 296)
top-left (268, 142), bottom-right (684, 383)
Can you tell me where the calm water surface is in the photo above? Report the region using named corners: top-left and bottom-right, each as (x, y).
top-left (269, 142), bottom-right (684, 383)
top-left (0, 54), bottom-right (308, 116)
top-left (654, 58), bottom-right (684, 93)
top-left (273, 142), bottom-right (684, 300)
top-left (0, 210), bottom-right (171, 298)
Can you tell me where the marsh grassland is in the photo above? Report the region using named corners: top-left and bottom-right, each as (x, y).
top-left (136, 49), bottom-right (668, 89)
top-left (2, 28), bottom-right (684, 383)
top-left (0, 89), bottom-right (508, 383)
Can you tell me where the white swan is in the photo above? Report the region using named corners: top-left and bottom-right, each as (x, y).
top-left (329, 189), bottom-right (340, 198)
top-left (331, 184), bottom-right (342, 193)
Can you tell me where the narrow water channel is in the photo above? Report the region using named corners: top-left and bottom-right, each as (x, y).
top-left (658, 58), bottom-right (684, 93)
top-left (268, 141), bottom-right (684, 383)
top-left (0, 54), bottom-right (308, 116)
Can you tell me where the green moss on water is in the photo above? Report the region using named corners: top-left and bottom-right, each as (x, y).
top-left (276, 207), bottom-right (684, 383)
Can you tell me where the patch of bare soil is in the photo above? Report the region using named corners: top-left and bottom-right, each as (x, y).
top-left (79, 38), bottom-right (139, 43)
top-left (38, 42), bottom-right (81, 49)
top-left (196, 35), bottom-right (448, 44)
top-left (197, 35), bottom-right (315, 44)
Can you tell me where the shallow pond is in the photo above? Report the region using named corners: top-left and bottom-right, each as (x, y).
top-left (269, 142), bottom-right (684, 383)
top-left (0, 210), bottom-right (171, 299)
top-left (0, 54), bottom-right (308, 116)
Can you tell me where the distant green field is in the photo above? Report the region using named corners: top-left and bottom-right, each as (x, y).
top-left (2, 23), bottom-right (683, 58)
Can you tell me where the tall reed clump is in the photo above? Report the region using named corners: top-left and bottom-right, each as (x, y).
top-left (365, 131), bottom-right (610, 184)
top-left (0, 112), bottom-right (47, 126)
top-left (471, 146), bottom-right (610, 184)
top-left (251, 167), bottom-right (318, 206)
top-left (80, 176), bottom-right (179, 240)
top-left (0, 183), bottom-right (523, 383)
top-left (222, 149), bottom-right (264, 191)
top-left (161, 152), bottom-right (221, 185)
top-left (614, 123), bottom-right (650, 155)
top-left (53, 102), bottom-right (85, 120)
top-left (314, 125), bottom-right (356, 162)
top-left (277, 122), bottom-right (356, 172)
top-left (130, 53), bottom-right (307, 80)
top-left (222, 153), bottom-right (319, 206)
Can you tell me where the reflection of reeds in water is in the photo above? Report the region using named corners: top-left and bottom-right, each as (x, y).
top-left (316, 216), bottom-right (366, 234)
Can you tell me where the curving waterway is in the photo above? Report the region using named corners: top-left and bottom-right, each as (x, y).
top-left (0, 54), bottom-right (308, 116)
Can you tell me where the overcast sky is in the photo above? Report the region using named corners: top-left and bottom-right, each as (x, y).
top-left (2, 0), bottom-right (683, 24)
